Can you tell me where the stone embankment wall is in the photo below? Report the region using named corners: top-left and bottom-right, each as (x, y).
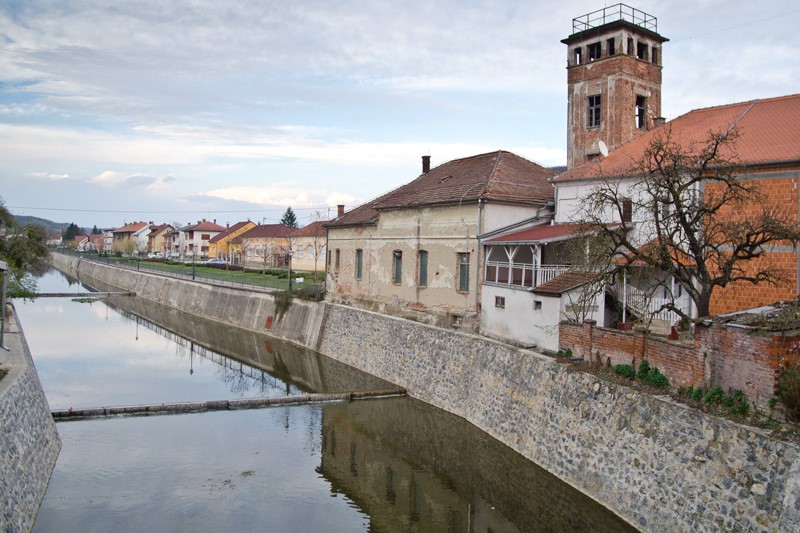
top-left (0, 306), bottom-right (62, 532)
top-left (53, 254), bottom-right (800, 532)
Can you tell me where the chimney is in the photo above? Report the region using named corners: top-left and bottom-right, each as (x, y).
top-left (337, 205), bottom-right (345, 217)
top-left (422, 155), bottom-right (431, 174)
top-left (213, 218), bottom-right (216, 224)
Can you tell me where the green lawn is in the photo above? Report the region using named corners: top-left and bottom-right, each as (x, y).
top-left (77, 254), bottom-right (323, 292)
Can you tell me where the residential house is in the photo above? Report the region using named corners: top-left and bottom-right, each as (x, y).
top-left (208, 221), bottom-right (256, 263)
top-left (234, 224), bottom-right (295, 269)
top-left (132, 224), bottom-right (153, 256)
top-left (555, 94), bottom-right (800, 318)
top-left (174, 220), bottom-right (227, 259)
top-left (325, 151), bottom-right (555, 330)
top-left (73, 235), bottom-right (89, 251)
top-left (87, 234), bottom-right (105, 252)
top-left (292, 221), bottom-right (326, 274)
top-left (146, 224), bottom-right (174, 256)
top-left (112, 221), bottom-right (149, 255)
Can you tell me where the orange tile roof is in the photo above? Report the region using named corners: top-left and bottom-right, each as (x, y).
top-left (181, 220), bottom-right (226, 232)
top-left (231, 224), bottom-right (296, 244)
top-left (208, 221), bottom-right (253, 243)
top-left (531, 271), bottom-right (599, 296)
top-left (327, 150), bottom-right (555, 228)
top-left (556, 93), bottom-right (800, 183)
top-left (113, 221), bottom-right (149, 234)
top-left (294, 220), bottom-right (327, 237)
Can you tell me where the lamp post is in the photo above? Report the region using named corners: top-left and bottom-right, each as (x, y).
top-left (288, 249), bottom-right (294, 292)
top-left (192, 250), bottom-right (197, 280)
top-left (0, 260), bottom-right (9, 351)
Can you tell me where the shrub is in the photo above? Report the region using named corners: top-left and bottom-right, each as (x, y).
top-left (642, 367), bottom-right (670, 388)
top-left (691, 387), bottom-right (704, 402)
top-left (777, 364), bottom-right (800, 422)
top-left (613, 364), bottom-right (634, 379)
top-left (727, 390), bottom-right (750, 416)
top-left (703, 387), bottom-right (725, 406)
top-left (555, 347), bottom-right (573, 359)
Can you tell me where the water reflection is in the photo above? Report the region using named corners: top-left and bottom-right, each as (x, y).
top-left (14, 269), bottom-right (393, 410)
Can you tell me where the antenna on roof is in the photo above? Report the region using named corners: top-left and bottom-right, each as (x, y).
top-left (598, 140), bottom-right (609, 157)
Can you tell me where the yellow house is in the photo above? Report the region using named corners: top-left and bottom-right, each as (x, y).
top-left (234, 224), bottom-right (296, 269)
top-left (292, 221), bottom-right (326, 274)
top-left (208, 221), bottom-right (256, 263)
top-left (146, 224), bottom-right (174, 255)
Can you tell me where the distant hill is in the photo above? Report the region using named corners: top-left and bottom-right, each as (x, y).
top-left (14, 215), bottom-right (87, 234)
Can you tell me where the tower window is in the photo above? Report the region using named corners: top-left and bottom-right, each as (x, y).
top-left (588, 95), bottom-right (601, 128)
top-left (607, 38), bottom-right (615, 56)
top-left (587, 42), bottom-right (601, 61)
top-left (627, 37), bottom-right (634, 55)
top-left (636, 96), bottom-right (647, 129)
top-left (573, 47), bottom-right (582, 65)
top-left (651, 47), bottom-right (659, 65)
top-left (637, 42), bottom-right (648, 60)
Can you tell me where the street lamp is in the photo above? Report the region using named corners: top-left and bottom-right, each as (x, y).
top-left (288, 249), bottom-right (294, 292)
top-left (192, 250), bottom-right (197, 280)
top-left (0, 260), bottom-right (9, 351)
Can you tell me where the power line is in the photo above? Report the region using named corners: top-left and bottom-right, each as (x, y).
top-left (7, 205), bottom-right (333, 214)
top-left (671, 9), bottom-right (800, 43)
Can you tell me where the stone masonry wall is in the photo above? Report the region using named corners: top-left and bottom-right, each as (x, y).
top-left (0, 306), bottom-right (62, 533)
top-left (319, 305), bottom-right (800, 532)
top-left (54, 253), bottom-right (800, 532)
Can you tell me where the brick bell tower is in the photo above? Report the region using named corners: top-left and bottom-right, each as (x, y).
top-left (562, 4), bottom-right (668, 169)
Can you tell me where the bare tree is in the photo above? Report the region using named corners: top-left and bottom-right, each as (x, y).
top-left (578, 127), bottom-right (800, 320)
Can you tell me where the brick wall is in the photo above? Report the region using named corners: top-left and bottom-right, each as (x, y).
top-left (560, 320), bottom-right (797, 402)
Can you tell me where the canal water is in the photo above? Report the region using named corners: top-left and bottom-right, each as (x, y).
top-left (17, 268), bottom-right (637, 532)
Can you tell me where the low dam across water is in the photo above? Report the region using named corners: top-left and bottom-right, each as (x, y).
top-left (48, 253), bottom-right (800, 531)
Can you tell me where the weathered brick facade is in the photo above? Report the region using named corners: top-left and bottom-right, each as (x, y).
top-left (560, 319), bottom-right (800, 404)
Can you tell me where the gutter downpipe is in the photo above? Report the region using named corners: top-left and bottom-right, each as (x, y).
top-left (476, 198), bottom-right (483, 313)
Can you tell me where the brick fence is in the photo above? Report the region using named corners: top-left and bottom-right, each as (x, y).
top-left (560, 320), bottom-right (800, 404)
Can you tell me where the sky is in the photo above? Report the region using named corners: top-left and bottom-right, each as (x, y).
top-left (1, 0), bottom-right (799, 230)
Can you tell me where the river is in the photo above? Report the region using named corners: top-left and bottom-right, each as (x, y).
top-left (17, 268), bottom-right (636, 532)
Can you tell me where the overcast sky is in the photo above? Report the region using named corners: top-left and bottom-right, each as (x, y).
top-left (1, 0), bottom-right (798, 229)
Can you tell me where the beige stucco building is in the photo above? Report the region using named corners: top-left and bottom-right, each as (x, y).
top-left (325, 151), bottom-right (555, 330)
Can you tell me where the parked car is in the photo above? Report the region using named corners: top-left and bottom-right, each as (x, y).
top-left (147, 252), bottom-right (165, 259)
top-left (206, 258), bottom-right (227, 265)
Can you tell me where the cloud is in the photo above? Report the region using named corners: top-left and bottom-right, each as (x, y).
top-left (202, 185), bottom-right (363, 209)
top-left (29, 171), bottom-right (69, 180)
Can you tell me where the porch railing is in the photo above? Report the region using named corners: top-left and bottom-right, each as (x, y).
top-left (618, 284), bottom-right (691, 325)
top-left (484, 262), bottom-right (571, 289)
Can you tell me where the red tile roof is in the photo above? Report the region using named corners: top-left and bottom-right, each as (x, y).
top-left (485, 223), bottom-right (620, 244)
top-left (556, 93), bottom-right (800, 183)
top-left (113, 221), bottom-right (148, 234)
top-left (180, 221), bottom-right (226, 232)
top-left (294, 220), bottom-right (327, 237)
top-left (328, 150), bottom-right (555, 228)
top-left (231, 224), bottom-right (296, 244)
top-left (531, 271), bottom-right (599, 296)
top-left (208, 221), bottom-right (253, 243)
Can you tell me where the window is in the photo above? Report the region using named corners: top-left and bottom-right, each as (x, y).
top-left (457, 253), bottom-right (470, 293)
top-left (201, 233), bottom-right (210, 240)
top-left (534, 300), bottom-right (542, 311)
top-left (495, 296), bottom-right (505, 309)
top-left (392, 250), bottom-right (402, 284)
top-left (573, 47), bottom-right (582, 65)
top-left (627, 37), bottom-right (634, 55)
top-left (335, 248), bottom-right (341, 270)
top-left (587, 42), bottom-right (601, 61)
top-left (327, 250), bottom-right (331, 266)
top-left (607, 38), bottom-right (615, 56)
top-left (651, 47), bottom-right (659, 65)
top-left (637, 42), bottom-right (648, 60)
top-left (587, 95), bottom-right (601, 128)
top-left (418, 250), bottom-right (428, 287)
top-left (636, 96), bottom-right (647, 129)
top-left (355, 249), bottom-right (363, 280)
top-left (622, 197), bottom-right (633, 223)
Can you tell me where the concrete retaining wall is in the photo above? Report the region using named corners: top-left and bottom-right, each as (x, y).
top-left (53, 253), bottom-right (800, 532)
top-left (1, 306), bottom-right (62, 533)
